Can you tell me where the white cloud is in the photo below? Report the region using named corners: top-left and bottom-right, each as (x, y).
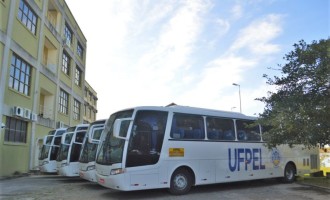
top-left (66, 0), bottom-right (285, 119)
top-left (230, 14), bottom-right (283, 55)
top-left (231, 4), bottom-right (243, 19)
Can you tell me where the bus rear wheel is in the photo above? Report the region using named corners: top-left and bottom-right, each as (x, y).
top-left (282, 163), bottom-right (296, 183)
top-left (169, 169), bottom-right (192, 195)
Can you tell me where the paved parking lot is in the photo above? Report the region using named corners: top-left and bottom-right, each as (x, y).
top-left (0, 174), bottom-right (329, 200)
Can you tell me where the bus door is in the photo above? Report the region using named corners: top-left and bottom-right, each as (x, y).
top-left (114, 110), bottom-right (168, 188)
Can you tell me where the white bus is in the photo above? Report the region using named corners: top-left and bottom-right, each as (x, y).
top-left (38, 128), bottom-right (67, 173)
top-left (95, 105), bottom-right (320, 195)
top-left (79, 119), bottom-right (106, 182)
top-left (56, 124), bottom-right (89, 177)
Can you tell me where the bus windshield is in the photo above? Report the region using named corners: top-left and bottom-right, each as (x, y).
top-left (96, 110), bottom-right (134, 165)
top-left (56, 144), bottom-right (70, 161)
top-left (56, 133), bottom-right (74, 161)
top-left (96, 109), bottom-right (168, 167)
top-left (39, 145), bottom-right (50, 160)
top-left (79, 142), bottom-right (98, 163)
top-left (79, 128), bottom-right (104, 163)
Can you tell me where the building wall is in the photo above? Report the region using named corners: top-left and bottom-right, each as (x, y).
top-left (0, 0), bottom-right (97, 177)
top-left (83, 82), bottom-right (98, 124)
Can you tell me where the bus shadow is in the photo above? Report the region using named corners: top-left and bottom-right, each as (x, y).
top-left (58, 176), bottom-right (88, 183)
top-left (99, 179), bottom-right (281, 199)
top-left (80, 181), bottom-right (110, 191)
top-left (191, 179), bottom-right (280, 193)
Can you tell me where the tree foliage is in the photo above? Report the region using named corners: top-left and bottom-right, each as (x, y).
top-left (257, 39), bottom-right (330, 148)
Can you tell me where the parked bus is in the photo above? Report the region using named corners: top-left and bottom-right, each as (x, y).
top-left (56, 124), bottom-right (89, 177)
top-left (38, 128), bottom-right (67, 173)
top-left (95, 105), bottom-right (320, 195)
top-left (79, 119), bottom-right (106, 182)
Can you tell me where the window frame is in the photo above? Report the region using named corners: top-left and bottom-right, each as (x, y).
top-left (4, 117), bottom-right (28, 143)
top-left (61, 51), bottom-right (70, 76)
top-left (77, 42), bottom-right (84, 59)
top-left (73, 99), bottom-right (81, 120)
top-left (59, 89), bottom-right (69, 115)
top-left (9, 53), bottom-right (32, 96)
top-left (64, 23), bottom-right (73, 45)
top-left (18, 0), bottom-right (37, 35)
top-left (74, 66), bottom-right (82, 86)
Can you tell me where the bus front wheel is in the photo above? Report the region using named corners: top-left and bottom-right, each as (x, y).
top-left (282, 163), bottom-right (296, 183)
top-left (169, 169), bottom-right (192, 195)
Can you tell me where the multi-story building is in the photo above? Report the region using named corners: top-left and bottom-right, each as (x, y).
top-left (83, 81), bottom-right (98, 124)
top-left (0, 0), bottom-right (96, 177)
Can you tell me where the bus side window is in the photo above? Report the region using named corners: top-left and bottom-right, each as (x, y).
top-left (236, 120), bottom-right (261, 142)
top-left (206, 117), bottom-right (235, 141)
top-left (171, 114), bottom-right (205, 139)
top-left (170, 117), bottom-right (185, 139)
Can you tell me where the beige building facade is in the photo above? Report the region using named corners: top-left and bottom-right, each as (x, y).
top-left (0, 0), bottom-right (97, 177)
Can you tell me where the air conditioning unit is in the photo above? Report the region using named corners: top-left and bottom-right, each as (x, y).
top-left (31, 113), bottom-right (38, 122)
top-left (13, 106), bottom-right (24, 117)
top-left (56, 121), bottom-right (64, 128)
top-left (24, 109), bottom-right (32, 119)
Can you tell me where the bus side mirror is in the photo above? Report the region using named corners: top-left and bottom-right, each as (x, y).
top-left (88, 127), bottom-right (104, 143)
top-left (113, 118), bottom-right (132, 140)
top-left (73, 130), bottom-right (87, 144)
top-left (43, 135), bottom-right (53, 145)
top-left (61, 132), bottom-right (74, 145)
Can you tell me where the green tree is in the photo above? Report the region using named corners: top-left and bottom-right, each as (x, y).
top-left (257, 39), bottom-right (330, 148)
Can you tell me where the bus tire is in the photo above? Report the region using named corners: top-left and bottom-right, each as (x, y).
top-left (169, 168), bottom-right (192, 195)
top-left (282, 163), bottom-right (296, 183)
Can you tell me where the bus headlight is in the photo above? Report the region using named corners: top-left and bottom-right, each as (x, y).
top-left (110, 168), bottom-right (125, 175)
top-left (87, 165), bottom-right (95, 171)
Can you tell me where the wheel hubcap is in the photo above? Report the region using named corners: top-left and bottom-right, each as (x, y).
top-left (174, 174), bottom-right (187, 190)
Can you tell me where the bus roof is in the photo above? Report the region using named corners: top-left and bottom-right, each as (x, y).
top-left (115, 105), bottom-right (257, 120)
top-left (89, 119), bottom-right (107, 126)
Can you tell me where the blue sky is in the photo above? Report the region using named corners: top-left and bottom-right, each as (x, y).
top-left (66, 0), bottom-right (329, 120)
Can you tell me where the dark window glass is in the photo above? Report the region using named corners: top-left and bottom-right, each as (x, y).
top-left (126, 110), bottom-right (168, 167)
top-left (236, 120), bottom-right (261, 141)
top-left (170, 113), bottom-right (205, 139)
top-left (206, 117), bottom-right (235, 140)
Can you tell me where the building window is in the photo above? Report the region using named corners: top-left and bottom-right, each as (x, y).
top-left (5, 117), bottom-right (28, 143)
top-left (9, 54), bottom-right (31, 96)
top-left (77, 42), bottom-right (83, 58)
top-left (64, 23), bottom-right (72, 46)
top-left (62, 51), bottom-right (70, 76)
top-left (59, 89), bottom-right (69, 114)
top-left (73, 99), bottom-right (81, 120)
top-left (18, 0), bottom-right (37, 35)
top-left (75, 66), bottom-right (82, 86)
